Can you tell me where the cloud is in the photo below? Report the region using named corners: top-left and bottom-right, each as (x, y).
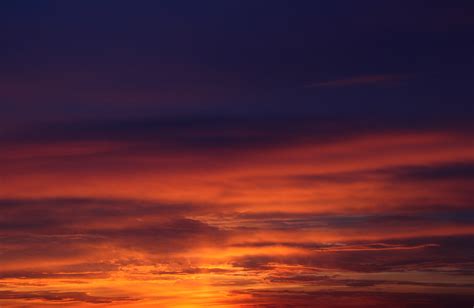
top-left (0, 290), bottom-right (136, 304)
top-left (287, 161), bottom-right (474, 184)
top-left (233, 241), bottom-right (439, 252)
top-left (388, 162), bottom-right (474, 181)
top-left (206, 209), bottom-right (474, 233)
top-left (225, 289), bottom-right (474, 308)
top-left (2, 115), bottom-right (471, 150)
top-left (0, 197), bottom-right (207, 234)
top-left (0, 118), bottom-right (472, 306)
top-left (230, 235), bottom-right (474, 273)
top-left (99, 218), bottom-right (228, 253)
top-left (306, 74), bottom-right (408, 88)
top-left (0, 197), bottom-right (230, 278)
top-left (266, 274), bottom-right (474, 288)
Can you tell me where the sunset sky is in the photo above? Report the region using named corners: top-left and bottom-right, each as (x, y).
top-left (1, 1), bottom-right (474, 307)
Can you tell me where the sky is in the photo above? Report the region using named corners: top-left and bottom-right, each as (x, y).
top-left (0, 1), bottom-right (473, 307)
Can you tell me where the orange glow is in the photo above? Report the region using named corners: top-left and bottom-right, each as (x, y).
top-left (1, 128), bottom-right (473, 307)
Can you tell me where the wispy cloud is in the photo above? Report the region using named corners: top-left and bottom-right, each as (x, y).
top-left (0, 290), bottom-right (137, 304)
top-left (306, 74), bottom-right (408, 88)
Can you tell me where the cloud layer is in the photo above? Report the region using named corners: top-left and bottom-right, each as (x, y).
top-left (0, 114), bottom-right (473, 306)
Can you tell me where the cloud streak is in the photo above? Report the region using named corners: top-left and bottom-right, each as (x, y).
top-left (306, 74), bottom-right (409, 88)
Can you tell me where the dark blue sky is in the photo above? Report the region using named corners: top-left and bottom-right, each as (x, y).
top-left (1, 0), bottom-right (473, 127)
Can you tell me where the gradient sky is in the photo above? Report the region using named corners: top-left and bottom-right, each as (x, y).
top-left (1, 1), bottom-right (474, 307)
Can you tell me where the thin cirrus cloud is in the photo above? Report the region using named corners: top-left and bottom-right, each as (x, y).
top-left (0, 290), bottom-right (137, 304)
top-left (305, 74), bottom-right (409, 88)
